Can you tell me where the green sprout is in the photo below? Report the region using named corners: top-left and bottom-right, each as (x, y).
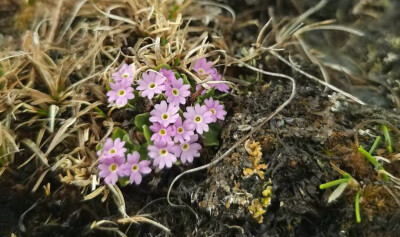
top-left (320, 172), bottom-right (362, 223)
top-left (358, 146), bottom-right (389, 182)
top-left (368, 136), bottom-right (381, 154)
top-left (320, 172), bottom-right (359, 203)
top-left (381, 125), bottom-right (392, 154)
top-left (355, 190), bottom-right (361, 223)
top-left (319, 178), bottom-right (349, 190)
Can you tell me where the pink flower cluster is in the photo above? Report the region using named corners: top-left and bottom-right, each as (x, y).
top-left (141, 84), bottom-right (227, 169)
top-left (194, 58), bottom-right (230, 93)
top-left (97, 138), bottom-right (151, 185)
top-left (100, 58), bottom-right (229, 184)
top-left (107, 63), bottom-right (136, 107)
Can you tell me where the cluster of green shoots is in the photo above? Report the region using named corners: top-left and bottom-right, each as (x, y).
top-left (320, 125), bottom-right (394, 223)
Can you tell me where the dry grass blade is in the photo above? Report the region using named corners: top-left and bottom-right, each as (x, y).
top-left (0, 167), bottom-right (6, 177)
top-left (197, 1), bottom-right (236, 26)
top-left (108, 184), bottom-right (128, 217)
top-left (32, 169), bottom-right (50, 192)
top-left (90, 220), bottom-right (127, 237)
top-left (118, 216), bottom-right (171, 233)
top-left (92, 2), bottom-right (138, 27)
top-left (278, 0), bottom-right (329, 43)
top-left (0, 123), bottom-right (20, 153)
top-left (45, 101), bottom-right (101, 156)
top-left (48, 104), bottom-right (59, 133)
top-left (0, 52), bottom-right (31, 62)
top-left (268, 50), bottom-right (365, 105)
top-left (19, 201), bottom-right (39, 233)
top-left (56, 0), bottom-right (88, 44)
top-left (21, 138), bottom-right (49, 167)
top-left (84, 185), bottom-right (105, 201)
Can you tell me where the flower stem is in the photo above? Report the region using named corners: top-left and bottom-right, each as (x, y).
top-left (319, 178), bottom-right (349, 190)
top-left (189, 87), bottom-right (204, 103)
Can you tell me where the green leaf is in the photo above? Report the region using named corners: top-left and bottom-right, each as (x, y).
top-left (126, 90), bottom-right (142, 109)
top-left (155, 64), bottom-right (171, 71)
top-left (37, 109), bottom-right (48, 116)
top-left (112, 127), bottom-right (129, 140)
top-left (94, 107), bottom-right (106, 118)
top-left (118, 177), bottom-right (131, 187)
top-left (95, 143), bottom-right (102, 151)
top-left (181, 73), bottom-right (190, 84)
top-left (203, 123), bottom-right (220, 147)
top-left (0, 68), bottom-right (4, 77)
top-left (182, 73), bottom-right (196, 91)
top-left (214, 93), bottom-right (229, 100)
top-left (142, 125), bottom-right (152, 143)
top-left (133, 143), bottom-right (149, 160)
top-left (134, 113), bottom-right (151, 132)
top-left (204, 86), bottom-right (215, 97)
top-left (153, 93), bottom-right (166, 102)
top-left (196, 87), bottom-right (215, 104)
top-left (161, 37), bottom-right (167, 46)
top-left (174, 58), bottom-right (180, 66)
top-left (122, 134), bottom-right (136, 153)
top-left (169, 4), bottom-right (179, 20)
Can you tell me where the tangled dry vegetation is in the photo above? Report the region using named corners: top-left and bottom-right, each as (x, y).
top-left (1, 0), bottom-right (400, 236)
top-left (0, 0), bottom-right (243, 235)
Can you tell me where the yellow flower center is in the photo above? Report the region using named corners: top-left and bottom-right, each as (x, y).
top-left (160, 149), bottom-right (167, 156)
top-left (122, 73), bottom-right (129, 78)
top-left (194, 115), bottom-right (202, 123)
top-left (199, 68), bottom-right (205, 74)
top-left (149, 83), bottom-right (156, 89)
top-left (132, 164), bottom-right (139, 172)
top-left (118, 90), bottom-right (125, 96)
top-left (110, 164), bottom-right (117, 172)
top-left (210, 108), bottom-right (216, 114)
top-left (162, 113), bottom-right (169, 120)
top-left (109, 148), bottom-right (116, 154)
top-left (172, 88), bottom-right (179, 96)
top-left (159, 129), bottom-right (166, 135)
top-left (182, 144), bottom-right (189, 151)
top-left (177, 127), bottom-right (184, 133)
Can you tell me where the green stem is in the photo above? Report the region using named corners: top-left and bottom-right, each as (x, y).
top-left (358, 146), bottom-right (379, 167)
top-left (368, 136), bottom-right (381, 154)
top-left (358, 146), bottom-right (389, 182)
top-left (355, 190), bottom-right (361, 223)
top-left (382, 125), bottom-right (392, 154)
top-left (319, 178), bottom-right (349, 190)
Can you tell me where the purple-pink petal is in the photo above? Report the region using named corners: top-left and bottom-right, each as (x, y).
top-left (183, 104), bottom-right (213, 134)
top-left (150, 101), bottom-right (179, 127)
top-left (136, 71), bottom-right (166, 100)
